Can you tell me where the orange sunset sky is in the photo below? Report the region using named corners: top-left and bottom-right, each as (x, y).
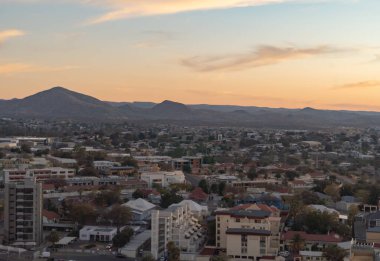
top-left (1, 0), bottom-right (380, 110)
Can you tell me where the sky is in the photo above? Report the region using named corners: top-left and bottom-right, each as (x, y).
top-left (1, 0), bottom-right (380, 111)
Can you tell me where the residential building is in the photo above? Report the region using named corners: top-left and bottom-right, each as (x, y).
top-left (122, 198), bottom-right (157, 221)
top-left (4, 178), bottom-right (43, 248)
top-left (140, 171), bottom-right (185, 188)
top-left (215, 204), bottom-right (282, 260)
top-left (151, 204), bottom-right (206, 260)
top-left (4, 167), bottom-right (75, 183)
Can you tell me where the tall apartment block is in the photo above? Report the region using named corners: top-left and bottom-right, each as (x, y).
top-left (151, 204), bottom-right (206, 260)
top-left (4, 177), bottom-right (43, 248)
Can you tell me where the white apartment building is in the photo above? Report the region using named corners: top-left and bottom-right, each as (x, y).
top-left (140, 171), bottom-right (185, 188)
top-left (151, 204), bottom-right (206, 260)
top-left (215, 204), bottom-right (282, 261)
top-left (4, 178), bottom-right (43, 248)
top-left (3, 167), bottom-right (75, 183)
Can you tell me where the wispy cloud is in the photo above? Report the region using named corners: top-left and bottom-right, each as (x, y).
top-left (0, 29), bottom-right (25, 44)
top-left (0, 63), bottom-right (78, 75)
top-left (180, 45), bottom-right (339, 72)
top-left (133, 30), bottom-right (177, 49)
top-left (332, 80), bottom-right (380, 90)
top-left (84, 0), bottom-right (299, 24)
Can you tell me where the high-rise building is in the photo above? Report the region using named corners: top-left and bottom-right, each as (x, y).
top-left (4, 177), bottom-right (43, 248)
top-left (151, 204), bottom-right (206, 260)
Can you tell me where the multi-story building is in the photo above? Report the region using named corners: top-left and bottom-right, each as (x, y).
top-left (215, 204), bottom-right (282, 261)
top-left (4, 167), bottom-right (75, 183)
top-left (4, 178), bottom-right (43, 248)
top-left (151, 204), bottom-right (206, 260)
top-left (140, 171), bottom-right (185, 188)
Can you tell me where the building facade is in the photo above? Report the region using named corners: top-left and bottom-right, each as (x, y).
top-left (215, 204), bottom-right (282, 261)
top-left (4, 178), bottom-right (43, 248)
top-left (151, 204), bottom-right (206, 260)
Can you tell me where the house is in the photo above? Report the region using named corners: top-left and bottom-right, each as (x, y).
top-left (335, 196), bottom-right (361, 212)
top-left (42, 209), bottom-right (60, 224)
top-left (189, 187), bottom-right (209, 203)
top-left (122, 198), bottom-right (157, 221)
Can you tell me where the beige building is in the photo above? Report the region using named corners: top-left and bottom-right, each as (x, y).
top-left (215, 204), bottom-right (281, 260)
top-left (4, 177), bottom-right (43, 248)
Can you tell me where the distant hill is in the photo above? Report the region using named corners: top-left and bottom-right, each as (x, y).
top-left (0, 87), bottom-right (124, 120)
top-left (1, 86), bottom-right (380, 128)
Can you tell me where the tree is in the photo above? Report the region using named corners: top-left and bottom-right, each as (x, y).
top-left (348, 205), bottom-right (359, 227)
top-left (142, 254), bottom-right (156, 261)
top-left (167, 241), bottom-right (180, 261)
top-left (324, 184), bottom-right (340, 201)
top-left (210, 183), bottom-right (218, 194)
top-left (106, 205), bottom-right (132, 232)
top-left (132, 189), bottom-right (145, 199)
top-left (94, 190), bottom-right (121, 207)
top-left (68, 203), bottom-right (96, 226)
top-left (160, 190), bottom-right (183, 208)
top-left (210, 253), bottom-right (229, 261)
top-left (198, 179), bottom-right (209, 194)
top-left (218, 182), bottom-right (226, 196)
top-left (247, 167), bottom-right (257, 180)
top-left (290, 233), bottom-right (305, 254)
top-left (20, 144), bottom-right (31, 153)
top-left (46, 230), bottom-right (60, 246)
top-left (112, 227), bottom-right (134, 247)
top-left (122, 157), bottom-right (138, 168)
top-left (322, 245), bottom-right (347, 261)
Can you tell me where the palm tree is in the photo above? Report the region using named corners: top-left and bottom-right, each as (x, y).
top-left (290, 233), bottom-right (305, 254)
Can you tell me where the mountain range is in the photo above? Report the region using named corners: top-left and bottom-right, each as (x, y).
top-left (1, 86), bottom-right (380, 129)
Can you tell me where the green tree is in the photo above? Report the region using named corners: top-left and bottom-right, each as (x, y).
top-left (46, 230), bottom-right (60, 246)
top-left (322, 245), bottom-right (347, 261)
top-left (106, 205), bottom-right (132, 232)
top-left (94, 190), bottom-right (121, 207)
top-left (160, 190), bottom-right (183, 208)
top-left (132, 189), bottom-right (145, 199)
top-left (210, 183), bottom-right (218, 194)
top-left (142, 254), bottom-right (155, 261)
top-left (218, 182), bottom-right (226, 196)
top-left (69, 203), bottom-right (96, 225)
top-left (167, 241), bottom-right (180, 261)
top-left (112, 227), bottom-right (134, 247)
top-left (198, 179), bottom-right (209, 194)
top-left (247, 167), bottom-right (257, 180)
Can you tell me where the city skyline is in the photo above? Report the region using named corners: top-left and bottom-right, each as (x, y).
top-left (1, 0), bottom-right (380, 111)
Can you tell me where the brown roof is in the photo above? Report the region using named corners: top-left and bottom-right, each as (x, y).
top-left (42, 209), bottom-right (59, 220)
top-left (189, 187), bottom-right (208, 201)
top-left (282, 231), bottom-right (342, 243)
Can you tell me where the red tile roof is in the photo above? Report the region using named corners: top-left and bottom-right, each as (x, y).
top-left (42, 209), bottom-right (59, 220)
top-left (189, 187), bottom-right (208, 201)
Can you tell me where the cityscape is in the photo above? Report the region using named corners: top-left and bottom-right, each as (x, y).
top-left (1, 1), bottom-right (380, 261)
